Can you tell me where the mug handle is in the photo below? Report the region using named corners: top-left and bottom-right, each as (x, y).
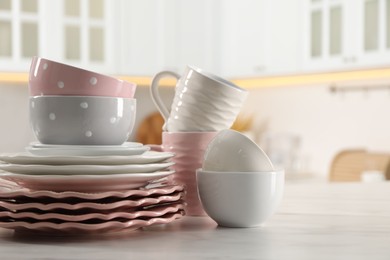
top-left (150, 71), bottom-right (180, 122)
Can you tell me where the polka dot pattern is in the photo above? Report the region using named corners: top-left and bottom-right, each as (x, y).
top-left (90, 77), bottom-right (98, 85)
top-left (49, 113), bottom-right (56, 120)
top-left (30, 94), bottom-right (136, 145)
top-left (57, 81), bottom-right (64, 89)
top-left (29, 57), bottom-right (137, 98)
top-left (80, 102), bottom-right (88, 109)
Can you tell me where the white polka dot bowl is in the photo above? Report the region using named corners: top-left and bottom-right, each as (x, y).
top-left (196, 169), bottom-right (284, 228)
top-left (29, 57), bottom-right (137, 98)
top-left (29, 96), bottom-right (136, 145)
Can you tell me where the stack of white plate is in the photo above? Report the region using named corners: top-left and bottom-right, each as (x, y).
top-left (0, 142), bottom-right (184, 235)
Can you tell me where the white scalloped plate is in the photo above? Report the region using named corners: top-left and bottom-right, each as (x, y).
top-left (0, 162), bottom-right (174, 175)
top-left (0, 151), bottom-right (174, 165)
top-left (0, 211), bottom-right (184, 234)
top-left (0, 171), bottom-right (174, 192)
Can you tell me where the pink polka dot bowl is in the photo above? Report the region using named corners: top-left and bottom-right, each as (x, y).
top-left (29, 96), bottom-right (136, 145)
top-left (29, 57), bottom-right (137, 98)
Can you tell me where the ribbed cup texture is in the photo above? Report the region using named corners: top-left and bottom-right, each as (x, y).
top-left (162, 132), bottom-right (218, 216)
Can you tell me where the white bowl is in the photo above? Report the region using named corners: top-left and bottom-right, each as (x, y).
top-left (203, 129), bottom-right (274, 172)
top-left (30, 96), bottom-right (136, 145)
top-left (197, 169), bottom-right (284, 228)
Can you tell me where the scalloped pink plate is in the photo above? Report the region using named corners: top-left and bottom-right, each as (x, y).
top-left (0, 212), bottom-right (184, 234)
top-left (0, 180), bottom-right (184, 200)
top-left (0, 191), bottom-right (184, 211)
top-left (0, 203), bottom-right (184, 222)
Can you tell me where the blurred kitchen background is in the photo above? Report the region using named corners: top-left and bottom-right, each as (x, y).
top-left (0, 0), bottom-right (389, 181)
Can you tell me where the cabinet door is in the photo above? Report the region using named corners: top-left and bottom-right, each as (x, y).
top-left (0, 0), bottom-right (118, 74)
top-left (171, 0), bottom-right (221, 74)
top-left (119, 0), bottom-right (167, 76)
top-left (57, 0), bottom-right (117, 73)
top-left (0, 0), bottom-right (40, 71)
top-left (303, 0), bottom-right (354, 71)
top-left (356, 0), bottom-right (390, 66)
top-left (218, 0), bottom-right (267, 77)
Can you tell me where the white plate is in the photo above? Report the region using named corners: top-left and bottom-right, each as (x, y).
top-left (0, 171), bottom-right (174, 192)
top-left (0, 151), bottom-right (174, 165)
top-left (26, 145), bottom-right (150, 156)
top-left (0, 162), bottom-right (174, 175)
top-left (30, 141), bottom-right (143, 149)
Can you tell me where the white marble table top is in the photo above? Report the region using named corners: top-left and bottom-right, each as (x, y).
top-left (1, 182), bottom-right (390, 260)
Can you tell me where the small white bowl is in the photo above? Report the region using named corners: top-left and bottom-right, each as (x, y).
top-left (197, 169), bottom-right (284, 228)
top-left (30, 96), bottom-right (136, 145)
top-left (203, 129), bottom-right (274, 172)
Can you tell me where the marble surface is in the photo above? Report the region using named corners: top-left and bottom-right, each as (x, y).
top-left (1, 182), bottom-right (390, 259)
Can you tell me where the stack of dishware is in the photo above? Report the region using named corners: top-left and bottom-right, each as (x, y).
top-left (197, 129), bottom-right (284, 228)
top-left (150, 66), bottom-right (248, 215)
top-left (0, 57), bottom-right (184, 235)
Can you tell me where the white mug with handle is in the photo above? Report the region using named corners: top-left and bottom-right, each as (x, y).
top-left (150, 65), bottom-right (248, 132)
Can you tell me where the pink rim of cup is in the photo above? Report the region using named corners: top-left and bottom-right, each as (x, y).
top-left (29, 56), bottom-right (137, 98)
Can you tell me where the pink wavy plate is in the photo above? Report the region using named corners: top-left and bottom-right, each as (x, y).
top-left (0, 171), bottom-right (174, 192)
top-left (0, 203), bottom-right (184, 222)
top-left (0, 192), bottom-right (183, 211)
top-left (0, 212), bottom-right (184, 234)
top-left (0, 181), bottom-right (184, 200)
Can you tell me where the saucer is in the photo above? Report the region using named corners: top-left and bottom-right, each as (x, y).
top-left (0, 162), bottom-right (174, 175)
top-left (0, 151), bottom-right (174, 165)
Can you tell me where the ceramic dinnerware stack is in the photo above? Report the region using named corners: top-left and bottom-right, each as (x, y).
top-left (150, 66), bottom-right (248, 216)
top-left (0, 57), bottom-right (184, 235)
top-left (197, 129), bottom-right (284, 228)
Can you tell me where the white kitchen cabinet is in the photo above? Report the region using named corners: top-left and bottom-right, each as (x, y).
top-left (219, 0), bottom-right (306, 78)
top-left (118, 0), bottom-right (167, 76)
top-left (304, 0), bottom-right (390, 72)
top-left (119, 0), bottom-right (224, 77)
top-left (356, 0), bottom-right (390, 67)
top-left (0, 0), bottom-right (118, 74)
top-left (217, 0), bottom-right (267, 77)
top-left (4, 1), bottom-right (390, 78)
top-left (0, 0), bottom-right (305, 78)
top-left (0, 0), bottom-right (40, 71)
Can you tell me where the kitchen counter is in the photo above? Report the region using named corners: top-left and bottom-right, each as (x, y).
top-left (0, 182), bottom-right (390, 259)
